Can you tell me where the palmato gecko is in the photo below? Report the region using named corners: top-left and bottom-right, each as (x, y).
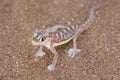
top-left (31, 4), bottom-right (105, 71)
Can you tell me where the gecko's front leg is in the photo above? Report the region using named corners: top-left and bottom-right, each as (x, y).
top-left (35, 45), bottom-right (46, 57)
top-left (48, 45), bottom-right (58, 71)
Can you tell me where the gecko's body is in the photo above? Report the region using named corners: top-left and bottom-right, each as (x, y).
top-left (32, 5), bottom-right (102, 71)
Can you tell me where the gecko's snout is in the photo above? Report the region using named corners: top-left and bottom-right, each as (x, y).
top-left (32, 30), bottom-right (46, 43)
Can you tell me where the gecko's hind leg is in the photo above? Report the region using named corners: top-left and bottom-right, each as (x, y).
top-left (68, 33), bottom-right (81, 58)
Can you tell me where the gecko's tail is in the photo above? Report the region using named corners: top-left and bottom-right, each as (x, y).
top-left (78, 3), bottom-right (108, 33)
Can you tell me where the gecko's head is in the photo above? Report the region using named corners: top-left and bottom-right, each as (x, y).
top-left (31, 30), bottom-right (47, 45)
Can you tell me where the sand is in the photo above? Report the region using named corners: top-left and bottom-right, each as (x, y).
top-left (0, 0), bottom-right (120, 80)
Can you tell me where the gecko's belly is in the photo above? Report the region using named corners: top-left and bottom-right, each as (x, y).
top-left (32, 37), bottom-right (74, 49)
top-left (53, 36), bottom-right (73, 47)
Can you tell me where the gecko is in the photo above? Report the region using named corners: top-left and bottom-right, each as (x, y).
top-left (31, 4), bottom-right (104, 71)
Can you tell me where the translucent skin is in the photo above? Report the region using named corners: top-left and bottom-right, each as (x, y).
top-left (32, 4), bottom-right (103, 71)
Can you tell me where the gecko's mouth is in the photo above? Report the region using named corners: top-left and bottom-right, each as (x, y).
top-left (31, 40), bottom-right (41, 46)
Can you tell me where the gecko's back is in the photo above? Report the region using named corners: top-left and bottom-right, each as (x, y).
top-left (46, 7), bottom-right (96, 44)
top-left (46, 25), bottom-right (76, 43)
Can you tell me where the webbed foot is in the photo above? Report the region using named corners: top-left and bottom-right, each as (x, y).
top-left (47, 64), bottom-right (55, 71)
top-left (68, 48), bottom-right (81, 58)
top-left (35, 50), bottom-right (46, 57)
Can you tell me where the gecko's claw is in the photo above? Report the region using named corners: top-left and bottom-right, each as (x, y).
top-left (35, 50), bottom-right (46, 57)
top-left (68, 48), bottom-right (81, 58)
top-left (47, 64), bottom-right (55, 71)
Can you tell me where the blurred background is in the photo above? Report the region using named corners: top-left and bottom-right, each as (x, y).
top-left (0, 0), bottom-right (119, 80)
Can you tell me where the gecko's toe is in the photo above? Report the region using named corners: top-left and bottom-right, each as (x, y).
top-left (35, 50), bottom-right (46, 57)
top-left (68, 48), bottom-right (81, 58)
top-left (68, 48), bottom-right (74, 57)
top-left (47, 64), bottom-right (55, 71)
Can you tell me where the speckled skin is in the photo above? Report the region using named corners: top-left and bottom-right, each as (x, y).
top-left (32, 4), bottom-right (103, 71)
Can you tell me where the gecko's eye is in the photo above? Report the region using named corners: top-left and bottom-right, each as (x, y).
top-left (41, 37), bottom-right (44, 41)
top-left (32, 31), bottom-right (46, 42)
top-left (41, 37), bottom-right (46, 41)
